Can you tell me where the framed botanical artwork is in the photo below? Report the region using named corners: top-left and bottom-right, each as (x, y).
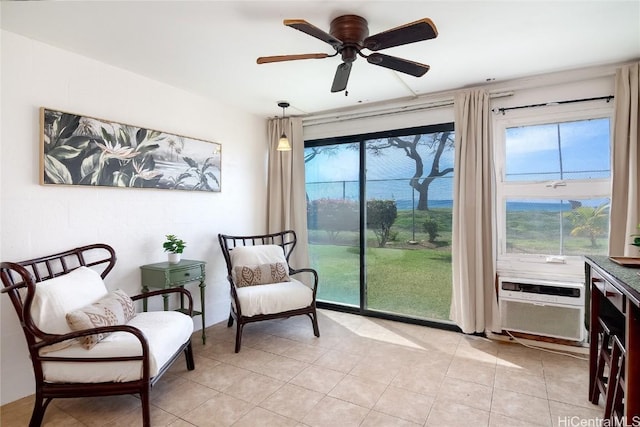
top-left (40, 108), bottom-right (221, 192)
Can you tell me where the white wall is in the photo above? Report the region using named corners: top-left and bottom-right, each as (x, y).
top-left (0, 30), bottom-right (268, 405)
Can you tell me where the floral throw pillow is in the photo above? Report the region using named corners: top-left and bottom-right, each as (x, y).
top-left (234, 262), bottom-right (290, 287)
top-left (65, 289), bottom-right (136, 350)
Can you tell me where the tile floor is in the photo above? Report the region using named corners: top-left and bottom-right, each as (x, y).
top-left (1, 309), bottom-right (605, 426)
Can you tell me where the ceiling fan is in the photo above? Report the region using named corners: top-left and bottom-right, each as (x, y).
top-left (257, 15), bottom-right (438, 93)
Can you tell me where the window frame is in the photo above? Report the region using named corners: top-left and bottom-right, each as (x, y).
top-left (493, 102), bottom-right (613, 280)
top-left (304, 122), bottom-right (457, 325)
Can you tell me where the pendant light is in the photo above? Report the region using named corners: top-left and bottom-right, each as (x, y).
top-left (276, 101), bottom-right (292, 151)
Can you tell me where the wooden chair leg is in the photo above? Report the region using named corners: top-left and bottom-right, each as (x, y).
top-left (28, 393), bottom-right (47, 427)
top-left (591, 317), bottom-right (615, 404)
top-left (234, 322), bottom-right (243, 353)
top-left (227, 313), bottom-right (234, 327)
top-left (605, 336), bottom-right (625, 420)
top-left (184, 342), bottom-right (195, 371)
top-left (603, 341), bottom-right (620, 418)
top-left (309, 310), bottom-right (320, 337)
top-left (140, 386), bottom-right (151, 427)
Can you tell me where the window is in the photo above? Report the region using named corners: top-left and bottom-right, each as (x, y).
top-left (494, 105), bottom-right (612, 278)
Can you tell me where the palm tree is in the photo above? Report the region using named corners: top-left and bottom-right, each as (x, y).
top-left (564, 202), bottom-right (609, 247)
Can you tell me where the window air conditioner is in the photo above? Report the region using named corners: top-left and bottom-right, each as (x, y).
top-left (498, 277), bottom-right (585, 342)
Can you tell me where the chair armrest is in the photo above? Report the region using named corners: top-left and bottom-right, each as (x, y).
top-left (36, 324), bottom-right (150, 358)
top-left (35, 324), bottom-right (153, 382)
top-left (131, 287), bottom-right (193, 316)
top-left (225, 274), bottom-right (242, 316)
top-left (290, 268), bottom-right (319, 293)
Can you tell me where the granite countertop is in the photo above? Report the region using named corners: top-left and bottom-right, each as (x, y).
top-left (586, 255), bottom-right (640, 304)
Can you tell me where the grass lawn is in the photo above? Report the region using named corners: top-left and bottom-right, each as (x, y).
top-left (309, 243), bottom-right (453, 321)
top-left (307, 205), bottom-right (607, 322)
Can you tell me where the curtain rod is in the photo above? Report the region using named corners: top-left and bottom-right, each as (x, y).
top-left (492, 95), bottom-right (614, 115)
top-left (304, 91), bottom-right (514, 126)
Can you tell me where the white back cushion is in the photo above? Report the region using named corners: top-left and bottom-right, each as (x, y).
top-left (31, 266), bottom-right (108, 335)
top-left (229, 245), bottom-right (287, 268)
top-left (235, 279), bottom-right (312, 317)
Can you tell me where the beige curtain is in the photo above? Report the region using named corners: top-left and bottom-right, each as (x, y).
top-left (267, 116), bottom-right (310, 269)
top-left (450, 89), bottom-right (500, 334)
top-left (609, 62), bottom-right (640, 256)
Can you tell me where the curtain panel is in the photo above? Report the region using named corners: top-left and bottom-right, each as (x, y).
top-left (609, 62), bottom-right (640, 256)
top-left (450, 89), bottom-right (500, 334)
top-left (266, 117), bottom-right (310, 270)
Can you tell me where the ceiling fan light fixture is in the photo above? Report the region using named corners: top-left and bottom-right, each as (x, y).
top-left (277, 133), bottom-right (291, 151)
top-left (276, 101), bottom-right (292, 151)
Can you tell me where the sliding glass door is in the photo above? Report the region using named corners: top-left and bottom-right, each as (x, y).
top-left (305, 142), bottom-right (360, 307)
top-left (305, 124), bottom-right (455, 322)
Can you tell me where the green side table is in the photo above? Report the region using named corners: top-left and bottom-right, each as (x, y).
top-left (140, 259), bottom-right (206, 344)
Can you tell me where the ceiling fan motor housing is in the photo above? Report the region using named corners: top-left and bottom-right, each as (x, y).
top-left (330, 15), bottom-right (369, 62)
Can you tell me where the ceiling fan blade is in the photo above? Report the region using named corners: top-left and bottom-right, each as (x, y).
top-left (284, 19), bottom-right (343, 49)
top-left (366, 53), bottom-right (430, 77)
top-left (257, 53), bottom-right (330, 64)
top-left (331, 62), bottom-right (352, 93)
top-left (364, 18), bottom-right (438, 51)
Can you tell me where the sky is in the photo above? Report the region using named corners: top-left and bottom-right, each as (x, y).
top-left (305, 117), bottom-right (610, 203)
top-left (504, 117), bottom-right (610, 181)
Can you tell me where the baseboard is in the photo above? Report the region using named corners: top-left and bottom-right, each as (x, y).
top-left (487, 330), bottom-right (589, 356)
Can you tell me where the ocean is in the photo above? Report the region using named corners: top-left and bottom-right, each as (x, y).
top-left (306, 179), bottom-right (604, 212)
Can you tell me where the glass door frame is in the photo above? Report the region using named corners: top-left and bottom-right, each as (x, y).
top-left (306, 123), bottom-right (460, 331)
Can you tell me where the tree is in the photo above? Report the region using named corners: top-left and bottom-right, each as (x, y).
top-left (367, 200), bottom-right (397, 247)
top-left (366, 131), bottom-right (454, 210)
top-left (304, 146), bottom-right (341, 164)
top-left (564, 203), bottom-right (609, 247)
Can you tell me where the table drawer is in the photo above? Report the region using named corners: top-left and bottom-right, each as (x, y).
top-left (592, 272), bottom-right (626, 313)
top-left (169, 265), bottom-right (203, 283)
top-left (604, 282), bottom-right (625, 313)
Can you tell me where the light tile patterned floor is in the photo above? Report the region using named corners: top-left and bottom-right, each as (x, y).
top-left (1, 309), bottom-right (605, 426)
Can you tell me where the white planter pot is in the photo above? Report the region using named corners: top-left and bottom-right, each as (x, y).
top-left (168, 253), bottom-right (181, 264)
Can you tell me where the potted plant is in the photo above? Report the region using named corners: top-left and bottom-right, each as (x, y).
top-left (163, 234), bottom-right (186, 263)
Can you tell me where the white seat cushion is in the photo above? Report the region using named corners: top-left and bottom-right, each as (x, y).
top-left (42, 311), bottom-right (193, 383)
top-left (236, 278), bottom-right (312, 317)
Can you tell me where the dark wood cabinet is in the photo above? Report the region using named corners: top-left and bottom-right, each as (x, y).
top-left (586, 256), bottom-right (640, 421)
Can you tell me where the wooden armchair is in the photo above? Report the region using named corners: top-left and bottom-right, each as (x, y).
top-left (218, 230), bottom-right (320, 352)
top-left (0, 244), bottom-right (195, 427)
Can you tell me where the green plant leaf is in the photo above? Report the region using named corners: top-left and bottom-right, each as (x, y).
top-left (136, 128), bottom-right (147, 144)
top-left (44, 154), bottom-right (73, 184)
top-left (183, 156), bottom-right (198, 168)
top-left (205, 171), bottom-right (219, 185)
top-left (57, 113), bottom-right (80, 140)
top-left (113, 171), bottom-right (128, 187)
top-left (80, 153), bottom-right (100, 180)
top-left (64, 135), bottom-right (93, 149)
top-left (48, 145), bottom-right (83, 160)
top-left (101, 127), bottom-right (114, 144)
top-left (136, 143), bottom-right (160, 155)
